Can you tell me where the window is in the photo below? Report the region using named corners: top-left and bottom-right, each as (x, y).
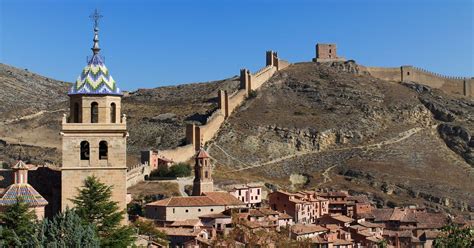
top-left (73, 102), bottom-right (80, 123)
top-left (91, 102), bottom-right (99, 123)
top-left (185, 209), bottom-right (189, 213)
top-left (239, 190), bottom-right (241, 196)
top-left (80, 141), bottom-right (90, 160)
top-left (173, 208), bottom-right (175, 214)
top-left (99, 141), bottom-right (108, 160)
top-left (257, 189), bottom-right (260, 195)
top-left (198, 208), bottom-right (201, 212)
top-left (110, 103), bottom-right (116, 123)
top-left (407, 72), bottom-right (410, 76)
top-left (205, 171), bottom-right (208, 178)
top-left (329, 49), bottom-right (332, 53)
top-left (210, 208), bottom-right (214, 212)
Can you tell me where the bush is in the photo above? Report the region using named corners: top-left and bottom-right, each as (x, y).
top-left (247, 90), bottom-right (257, 99)
top-left (150, 163), bottom-right (192, 178)
top-left (294, 111), bottom-right (305, 116)
top-left (169, 163), bottom-right (192, 177)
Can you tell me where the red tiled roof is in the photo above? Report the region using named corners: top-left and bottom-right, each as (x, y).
top-left (291, 224), bottom-right (328, 235)
top-left (328, 214), bottom-right (354, 223)
top-left (202, 192), bottom-right (244, 206)
top-left (278, 212), bottom-right (293, 219)
top-left (147, 192), bottom-right (244, 207)
top-left (357, 221), bottom-right (383, 228)
top-left (196, 149), bottom-right (210, 159)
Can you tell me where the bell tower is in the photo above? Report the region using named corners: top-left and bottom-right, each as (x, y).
top-left (192, 148), bottom-right (214, 196)
top-left (60, 9), bottom-right (127, 215)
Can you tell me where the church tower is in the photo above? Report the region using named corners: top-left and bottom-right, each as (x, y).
top-left (60, 10), bottom-right (127, 215)
top-left (192, 148), bottom-right (214, 196)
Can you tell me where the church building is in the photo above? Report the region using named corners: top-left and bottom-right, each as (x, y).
top-left (60, 11), bottom-right (128, 215)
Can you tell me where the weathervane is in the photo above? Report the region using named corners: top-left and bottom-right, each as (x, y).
top-left (89, 8), bottom-right (103, 29)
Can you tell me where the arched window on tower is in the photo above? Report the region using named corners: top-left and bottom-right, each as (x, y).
top-left (91, 102), bottom-right (99, 123)
top-left (80, 141), bottom-right (90, 160)
top-left (110, 103), bottom-right (116, 123)
top-left (73, 102), bottom-right (80, 123)
top-left (99, 141), bottom-right (108, 160)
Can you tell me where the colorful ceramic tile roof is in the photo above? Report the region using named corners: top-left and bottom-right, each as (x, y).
top-left (69, 53), bottom-right (121, 95)
top-left (0, 183), bottom-right (48, 207)
top-left (69, 25), bottom-right (121, 96)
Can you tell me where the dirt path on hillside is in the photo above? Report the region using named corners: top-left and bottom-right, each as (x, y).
top-left (225, 125), bottom-right (435, 172)
top-left (2, 109), bottom-right (65, 124)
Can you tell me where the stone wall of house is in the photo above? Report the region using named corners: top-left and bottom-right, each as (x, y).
top-left (145, 205), bottom-right (227, 221)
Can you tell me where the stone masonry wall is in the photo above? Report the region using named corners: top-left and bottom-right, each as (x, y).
top-left (361, 65), bottom-right (473, 97)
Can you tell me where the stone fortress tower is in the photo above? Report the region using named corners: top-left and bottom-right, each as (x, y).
top-left (192, 148), bottom-right (214, 196)
top-left (60, 10), bottom-right (127, 215)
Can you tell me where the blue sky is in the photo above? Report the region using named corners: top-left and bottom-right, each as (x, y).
top-left (1, 0), bottom-right (472, 90)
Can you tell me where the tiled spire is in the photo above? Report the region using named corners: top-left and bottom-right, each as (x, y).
top-left (68, 9), bottom-right (121, 96)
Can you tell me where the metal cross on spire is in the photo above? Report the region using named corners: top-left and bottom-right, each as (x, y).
top-left (89, 8), bottom-right (103, 29)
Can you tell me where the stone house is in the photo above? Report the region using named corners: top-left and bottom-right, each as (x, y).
top-left (268, 190), bottom-right (329, 224)
top-left (199, 212), bottom-right (233, 232)
top-left (145, 191), bottom-right (245, 222)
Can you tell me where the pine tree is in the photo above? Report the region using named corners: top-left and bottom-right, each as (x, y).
top-left (35, 208), bottom-right (100, 247)
top-left (71, 176), bottom-right (136, 247)
top-left (0, 198), bottom-right (37, 246)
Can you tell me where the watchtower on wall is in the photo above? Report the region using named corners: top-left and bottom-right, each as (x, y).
top-left (192, 148), bottom-right (213, 196)
top-left (60, 12), bottom-right (127, 218)
top-left (313, 43), bottom-right (346, 62)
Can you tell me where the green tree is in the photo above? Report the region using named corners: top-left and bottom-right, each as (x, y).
top-left (35, 208), bottom-right (100, 247)
top-left (151, 163), bottom-right (192, 178)
top-left (0, 198), bottom-right (37, 246)
top-left (169, 163), bottom-right (192, 177)
top-left (71, 176), bottom-right (136, 247)
top-left (434, 224), bottom-right (474, 248)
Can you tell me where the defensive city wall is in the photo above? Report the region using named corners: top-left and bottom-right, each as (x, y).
top-left (158, 51), bottom-right (290, 163)
top-left (361, 65), bottom-right (473, 97)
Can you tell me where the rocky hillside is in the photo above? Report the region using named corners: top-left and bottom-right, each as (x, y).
top-left (208, 62), bottom-right (473, 215)
top-left (1, 62), bottom-right (472, 215)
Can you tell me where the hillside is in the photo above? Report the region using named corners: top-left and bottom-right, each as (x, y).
top-left (208, 62), bottom-right (474, 214)
top-left (1, 62), bottom-right (472, 215)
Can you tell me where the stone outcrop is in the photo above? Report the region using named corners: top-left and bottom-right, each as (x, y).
top-left (438, 124), bottom-right (473, 166)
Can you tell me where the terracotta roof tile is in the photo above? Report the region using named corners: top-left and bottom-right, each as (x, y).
top-left (202, 192), bottom-right (244, 206)
top-left (291, 224), bottom-right (328, 235)
top-left (196, 149), bottom-right (210, 159)
top-left (147, 192), bottom-right (244, 207)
